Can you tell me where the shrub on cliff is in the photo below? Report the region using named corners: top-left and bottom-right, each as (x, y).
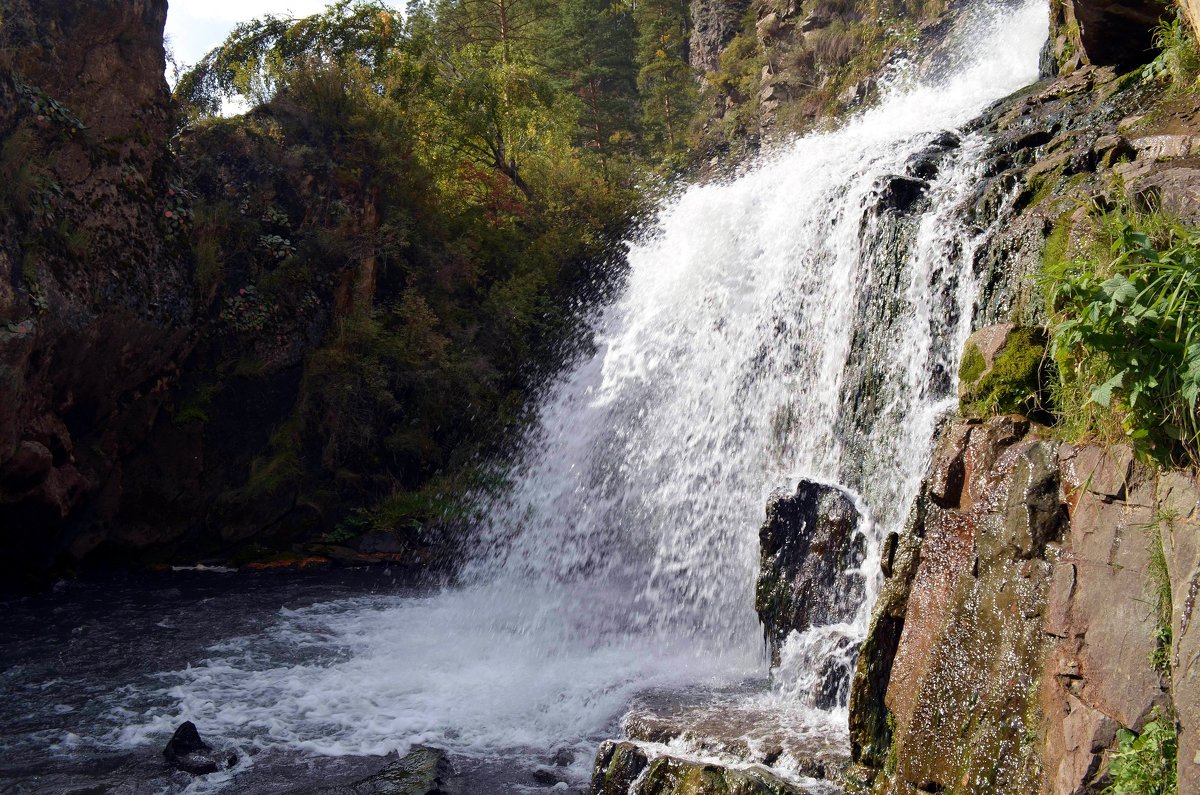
top-left (1045, 206), bottom-right (1200, 466)
top-left (1105, 708), bottom-right (1178, 795)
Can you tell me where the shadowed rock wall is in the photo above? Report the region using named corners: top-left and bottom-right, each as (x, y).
top-left (0, 0), bottom-right (195, 582)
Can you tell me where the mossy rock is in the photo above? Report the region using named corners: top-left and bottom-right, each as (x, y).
top-left (958, 325), bottom-right (1051, 420)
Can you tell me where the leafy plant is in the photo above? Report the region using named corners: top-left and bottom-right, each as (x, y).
top-left (1046, 210), bottom-right (1200, 464)
top-left (1143, 14), bottom-right (1200, 91)
top-left (1104, 709), bottom-right (1177, 795)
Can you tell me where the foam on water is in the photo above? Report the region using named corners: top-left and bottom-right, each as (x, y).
top-left (85, 0), bottom-right (1048, 783)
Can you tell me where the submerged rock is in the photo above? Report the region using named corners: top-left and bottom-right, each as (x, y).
top-left (590, 741), bottom-right (815, 795)
top-left (162, 721), bottom-right (236, 775)
top-left (320, 746), bottom-right (462, 795)
top-left (621, 691), bottom-right (850, 782)
top-left (756, 480), bottom-right (865, 666)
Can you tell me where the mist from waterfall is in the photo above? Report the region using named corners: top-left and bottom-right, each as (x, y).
top-left (90, 0), bottom-right (1049, 786)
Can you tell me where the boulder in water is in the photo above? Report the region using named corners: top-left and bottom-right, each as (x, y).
top-left (906, 131), bottom-right (962, 181)
top-left (755, 480), bottom-right (866, 666)
top-left (162, 721), bottom-right (236, 775)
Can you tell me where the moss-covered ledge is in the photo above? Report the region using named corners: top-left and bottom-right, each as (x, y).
top-left (957, 324), bottom-right (1052, 422)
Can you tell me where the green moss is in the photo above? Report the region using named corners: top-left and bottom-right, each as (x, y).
top-left (236, 417), bottom-right (304, 500)
top-left (961, 328), bottom-right (1050, 419)
top-left (173, 382), bottom-right (221, 426)
top-left (959, 343), bottom-right (987, 386)
top-left (1042, 211), bottom-right (1075, 275)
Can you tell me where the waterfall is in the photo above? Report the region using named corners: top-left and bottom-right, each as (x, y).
top-left (461, 0), bottom-right (1048, 704)
top-left (99, 0), bottom-right (1049, 785)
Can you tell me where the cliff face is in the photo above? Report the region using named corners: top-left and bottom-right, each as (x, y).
top-left (690, 0), bottom-right (752, 74)
top-left (843, 2), bottom-right (1200, 788)
top-left (849, 413), bottom-right (1199, 794)
top-left (0, 0), bottom-right (195, 581)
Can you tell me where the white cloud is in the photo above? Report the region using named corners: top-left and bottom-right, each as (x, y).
top-left (165, 0), bottom-right (335, 67)
top-left (170, 0), bottom-right (331, 23)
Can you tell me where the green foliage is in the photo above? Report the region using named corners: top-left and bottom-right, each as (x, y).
top-left (167, 0), bottom-right (693, 550)
top-left (1105, 709), bottom-right (1178, 795)
top-left (1042, 211), bottom-right (1076, 274)
top-left (960, 328), bottom-right (1049, 419)
top-left (240, 417), bottom-right (305, 499)
top-left (1143, 13), bottom-right (1200, 91)
top-left (1046, 206), bottom-right (1200, 464)
top-left (546, 0), bottom-right (640, 168)
top-left (175, 1), bottom-right (404, 119)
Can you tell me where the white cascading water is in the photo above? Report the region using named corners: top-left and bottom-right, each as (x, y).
top-left (96, 0), bottom-right (1048, 788)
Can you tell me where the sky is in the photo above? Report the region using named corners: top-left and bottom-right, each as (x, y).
top-left (164, 0), bottom-right (336, 70)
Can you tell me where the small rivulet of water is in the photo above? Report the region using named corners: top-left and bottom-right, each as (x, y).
top-left (7, 1), bottom-right (1049, 791)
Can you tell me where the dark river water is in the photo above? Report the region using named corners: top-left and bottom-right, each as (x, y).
top-left (0, 568), bottom-right (580, 794)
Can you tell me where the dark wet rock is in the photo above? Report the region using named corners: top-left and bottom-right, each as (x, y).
top-left (756, 480), bottom-right (865, 665)
top-left (590, 741), bottom-right (816, 795)
top-left (591, 741), bottom-right (650, 795)
top-left (906, 132), bottom-right (961, 181)
top-left (812, 643), bottom-right (860, 710)
top-left (0, 440), bottom-right (53, 494)
top-left (875, 175), bottom-right (929, 215)
top-left (551, 747), bottom-right (576, 767)
top-left (531, 766), bottom-right (568, 787)
top-left (163, 722), bottom-right (235, 776)
top-left (1039, 34), bottom-right (1059, 80)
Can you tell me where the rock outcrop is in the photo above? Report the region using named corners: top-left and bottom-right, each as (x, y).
top-left (756, 480), bottom-right (866, 666)
top-left (957, 324), bottom-right (1050, 421)
top-left (848, 415), bottom-right (1200, 793)
top-left (689, 0), bottom-right (751, 74)
top-left (163, 721), bottom-right (236, 775)
top-left (0, 0), bottom-right (195, 583)
top-left (1049, 0), bottom-right (1166, 72)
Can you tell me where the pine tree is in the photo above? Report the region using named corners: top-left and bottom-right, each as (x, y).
top-left (632, 0), bottom-right (696, 154)
top-left (546, 0), bottom-right (640, 173)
